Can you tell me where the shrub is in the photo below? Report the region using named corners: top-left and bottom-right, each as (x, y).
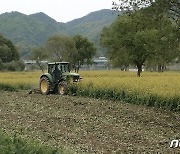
top-left (3, 60), bottom-right (25, 71)
top-left (0, 130), bottom-right (62, 154)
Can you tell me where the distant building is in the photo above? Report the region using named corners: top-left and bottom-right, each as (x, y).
top-left (23, 60), bottom-right (48, 70)
top-left (23, 59), bottom-right (180, 71)
top-left (81, 57), bottom-right (110, 70)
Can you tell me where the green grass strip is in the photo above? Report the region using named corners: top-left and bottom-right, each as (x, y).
top-left (0, 130), bottom-right (67, 154)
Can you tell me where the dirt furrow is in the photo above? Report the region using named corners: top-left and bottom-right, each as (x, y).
top-left (0, 91), bottom-right (180, 153)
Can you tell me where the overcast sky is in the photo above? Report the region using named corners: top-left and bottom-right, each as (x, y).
top-left (0, 0), bottom-right (112, 23)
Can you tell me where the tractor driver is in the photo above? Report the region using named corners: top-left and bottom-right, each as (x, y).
top-left (53, 64), bottom-right (62, 82)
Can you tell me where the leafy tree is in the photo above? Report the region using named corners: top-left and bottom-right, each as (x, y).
top-left (14, 60), bottom-right (25, 71)
top-left (45, 35), bottom-right (76, 62)
top-left (73, 35), bottom-right (96, 72)
top-left (112, 0), bottom-right (154, 11)
top-left (112, 0), bottom-right (180, 21)
top-left (0, 44), bottom-right (11, 63)
top-left (31, 47), bottom-right (48, 72)
top-left (146, 19), bottom-right (179, 72)
top-left (101, 27), bottom-right (131, 70)
top-left (45, 34), bottom-right (96, 72)
top-left (143, 1), bottom-right (180, 71)
top-left (101, 12), bottom-right (156, 76)
top-left (100, 10), bottom-right (178, 76)
top-left (0, 34), bottom-right (19, 63)
top-left (0, 58), bottom-right (3, 70)
top-left (3, 60), bottom-right (25, 71)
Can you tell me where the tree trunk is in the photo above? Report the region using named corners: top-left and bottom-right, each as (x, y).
top-left (76, 64), bottom-right (80, 73)
top-left (125, 66), bottom-right (128, 71)
top-left (36, 60), bottom-right (44, 73)
top-left (162, 65), bottom-right (166, 72)
top-left (153, 67), bottom-right (156, 72)
top-left (137, 64), bottom-right (142, 77)
top-left (158, 65), bottom-right (162, 72)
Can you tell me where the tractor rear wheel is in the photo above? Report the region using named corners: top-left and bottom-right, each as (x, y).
top-left (57, 82), bottom-right (67, 95)
top-left (40, 77), bottom-right (51, 95)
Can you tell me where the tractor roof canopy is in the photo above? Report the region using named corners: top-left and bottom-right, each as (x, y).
top-left (48, 62), bottom-right (69, 65)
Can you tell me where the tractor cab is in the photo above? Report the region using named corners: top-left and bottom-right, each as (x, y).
top-left (48, 62), bottom-right (70, 83)
top-left (39, 62), bottom-right (80, 95)
top-left (48, 62), bottom-right (70, 75)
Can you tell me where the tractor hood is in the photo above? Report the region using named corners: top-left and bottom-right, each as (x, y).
top-left (63, 72), bottom-right (79, 76)
top-left (63, 72), bottom-right (81, 82)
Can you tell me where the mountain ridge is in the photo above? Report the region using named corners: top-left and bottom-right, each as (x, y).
top-left (0, 9), bottom-right (119, 58)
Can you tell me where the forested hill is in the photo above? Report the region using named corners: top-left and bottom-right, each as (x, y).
top-left (0, 9), bottom-right (118, 58)
top-left (67, 9), bottom-right (118, 39)
top-left (0, 11), bottom-right (68, 42)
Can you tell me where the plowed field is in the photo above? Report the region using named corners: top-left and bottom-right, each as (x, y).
top-left (0, 91), bottom-right (180, 153)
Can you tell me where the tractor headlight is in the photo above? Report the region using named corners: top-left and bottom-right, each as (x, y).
top-left (73, 76), bottom-right (80, 82)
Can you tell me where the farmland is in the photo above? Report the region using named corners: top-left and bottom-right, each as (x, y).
top-left (0, 71), bottom-right (42, 87)
top-left (80, 71), bottom-right (180, 98)
top-left (0, 71), bottom-right (180, 110)
top-left (74, 71), bottom-right (180, 111)
top-left (1, 91), bottom-right (180, 153)
top-left (1, 71), bottom-right (180, 98)
top-left (0, 70), bottom-right (180, 153)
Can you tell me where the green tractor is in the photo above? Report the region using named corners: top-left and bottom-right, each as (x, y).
top-left (39, 62), bottom-right (80, 95)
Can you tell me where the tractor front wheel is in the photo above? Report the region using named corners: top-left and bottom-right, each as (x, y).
top-left (57, 82), bottom-right (67, 95)
top-left (40, 77), bottom-right (51, 95)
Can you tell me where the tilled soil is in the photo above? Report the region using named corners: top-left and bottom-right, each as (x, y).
top-left (0, 91), bottom-right (180, 153)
